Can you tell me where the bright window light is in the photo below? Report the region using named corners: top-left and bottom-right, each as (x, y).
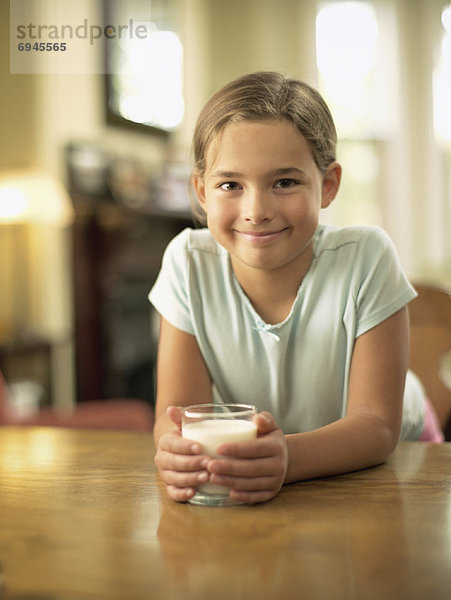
top-left (442, 4), bottom-right (451, 32)
top-left (434, 4), bottom-right (451, 142)
top-left (316, 2), bottom-right (378, 79)
top-left (0, 187), bottom-right (28, 221)
top-left (106, 0), bottom-right (185, 133)
top-left (117, 29), bottom-right (184, 130)
top-left (316, 1), bottom-right (393, 139)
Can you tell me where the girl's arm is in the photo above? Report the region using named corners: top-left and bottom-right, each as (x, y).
top-left (153, 317), bottom-right (213, 502)
top-left (153, 316), bottom-right (213, 442)
top-left (284, 306), bottom-right (408, 482)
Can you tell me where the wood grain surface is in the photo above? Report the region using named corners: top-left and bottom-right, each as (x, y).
top-left (0, 427), bottom-right (450, 600)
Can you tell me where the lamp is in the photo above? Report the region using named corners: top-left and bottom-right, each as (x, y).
top-left (0, 170), bottom-right (74, 340)
top-left (0, 170), bottom-right (73, 226)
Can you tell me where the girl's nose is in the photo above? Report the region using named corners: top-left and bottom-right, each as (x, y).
top-left (242, 189), bottom-right (274, 224)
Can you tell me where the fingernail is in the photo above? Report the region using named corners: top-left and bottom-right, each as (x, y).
top-left (198, 472), bottom-right (209, 482)
top-left (191, 443), bottom-right (201, 453)
top-left (200, 458), bottom-right (209, 468)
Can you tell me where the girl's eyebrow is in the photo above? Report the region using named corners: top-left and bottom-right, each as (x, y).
top-left (211, 167), bottom-right (308, 178)
top-left (211, 170), bottom-right (242, 179)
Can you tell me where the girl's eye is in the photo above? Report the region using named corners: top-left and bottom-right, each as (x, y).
top-left (219, 181), bottom-right (241, 191)
top-left (275, 178), bottom-right (299, 189)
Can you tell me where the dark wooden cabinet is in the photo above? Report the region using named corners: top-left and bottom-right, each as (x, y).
top-left (71, 194), bottom-right (193, 406)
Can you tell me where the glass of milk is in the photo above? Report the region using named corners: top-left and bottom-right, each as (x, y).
top-left (182, 403), bottom-right (257, 506)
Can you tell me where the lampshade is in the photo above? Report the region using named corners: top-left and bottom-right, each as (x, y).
top-left (0, 170), bottom-right (74, 227)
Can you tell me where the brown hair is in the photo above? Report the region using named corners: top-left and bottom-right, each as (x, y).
top-left (190, 72), bottom-right (338, 223)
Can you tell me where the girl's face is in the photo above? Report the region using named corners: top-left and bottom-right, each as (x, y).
top-left (192, 118), bottom-right (341, 281)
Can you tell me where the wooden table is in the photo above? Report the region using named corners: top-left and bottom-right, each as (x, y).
top-left (0, 427), bottom-right (450, 600)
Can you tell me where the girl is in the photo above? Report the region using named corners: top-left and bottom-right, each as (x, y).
top-left (150, 71), bottom-right (443, 505)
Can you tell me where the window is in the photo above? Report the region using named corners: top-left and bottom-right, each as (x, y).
top-left (316, 1), bottom-right (397, 228)
top-left (316, 1), bottom-right (395, 139)
top-left (315, 0), bottom-right (450, 276)
top-left (433, 4), bottom-right (451, 143)
top-left (433, 3), bottom-right (451, 262)
top-left (105, 0), bottom-right (184, 134)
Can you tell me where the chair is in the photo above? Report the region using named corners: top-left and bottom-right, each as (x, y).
top-left (409, 283), bottom-right (451, 441)
top-left (0, 370), bottom-right (154, 431)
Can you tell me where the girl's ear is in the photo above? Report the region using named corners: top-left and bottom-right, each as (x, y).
top-left (191, 171), bottom-right (207, 213)
top-left (321, 162), bottom-right (342, 208)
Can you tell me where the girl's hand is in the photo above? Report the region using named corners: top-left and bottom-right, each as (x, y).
top-left (154, 406), bottom-right (210, 502)
top-left (206, 411), bottom-right (288, 504)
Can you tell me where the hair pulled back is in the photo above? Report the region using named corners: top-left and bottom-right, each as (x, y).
top-left (192, 71), bottom-right (337, 177)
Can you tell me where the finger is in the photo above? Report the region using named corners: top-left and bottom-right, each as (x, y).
top-left (163, 468), bottom-right (210, 489)
top-left (167, 405), bottom-right (183, 429)
top-left (255, 411), bottom-right (278, 435)
top-left (166, 484), bottom-right (197, 503)
top-left (159, 432), bottom-right (204, 455)
top-left (207, 456), bottom-right (277, 477)
top-left (217, 434), bottom-right (282, 459)
top-left (156, 450), bottom-right (209, 473)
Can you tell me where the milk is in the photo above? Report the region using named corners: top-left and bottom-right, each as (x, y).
top-left (182, 419), bottom-right (257, 495)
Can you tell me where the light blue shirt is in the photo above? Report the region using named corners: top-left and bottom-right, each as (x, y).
top-left (149, 225), bottom-right (425, 439)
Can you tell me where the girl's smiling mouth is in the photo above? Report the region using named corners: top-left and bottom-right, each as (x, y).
top-left (235, 228), bottom-right (289, 243)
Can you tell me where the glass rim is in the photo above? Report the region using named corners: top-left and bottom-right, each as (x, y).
top-left (182, 403), bottom-right (256, 419)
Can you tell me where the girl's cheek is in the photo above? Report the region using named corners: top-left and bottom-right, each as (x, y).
top-left (208, 200), bottom-right (236, 220)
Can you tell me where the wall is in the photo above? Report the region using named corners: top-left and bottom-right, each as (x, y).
top-left (0, 1), bottom-right (38, 168)
top-left (204, 0), bottom-right (318, 95)
top-left (393, 0), bottom-right (450, 281)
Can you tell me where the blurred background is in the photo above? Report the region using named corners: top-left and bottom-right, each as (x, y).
top-left (0, 0), bottom-right (450, 416)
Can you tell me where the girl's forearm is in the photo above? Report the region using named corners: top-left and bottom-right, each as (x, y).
top-left (284, 413), bottom-right (399, 483)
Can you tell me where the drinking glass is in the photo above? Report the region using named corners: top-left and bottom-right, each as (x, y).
top-left (182, 403), bottom-right (257, 506)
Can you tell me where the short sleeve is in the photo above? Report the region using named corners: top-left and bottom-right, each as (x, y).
top-left (354, 227), bottom-right (417, 337)
top-left (148, 229), bottom-right (195, 335)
